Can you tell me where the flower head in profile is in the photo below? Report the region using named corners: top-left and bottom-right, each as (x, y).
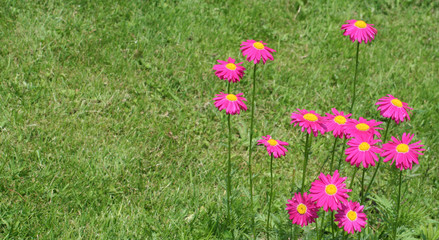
top-left (382, 133), bottom-right (425, 170)
top-left (212, 57), bottom-right (246, 83)
top-left (345, 117), bottom-right (383, 139)
top-left (341, 19), bottom-right (377, 44)
top-left (324, 108), bottom-right (352, 138)
top-left (345, 137), bottom-right (382, 168)
top-left (290, 109), bottom-right (327, 137)
top-left (335, 201), bottom-right (367, 234)
top-left (213, 92), bottom-right (247, 115)
top-left (309, 170), bottom-right (351, 212)
top-left (257, 135), bottom-right (289, 158)
top-left (285, 192), bottom-right (319, 227)
top-left (240, 40), bottom-right (276, 64)
top-left (375, 94), bottom-right (412, 124)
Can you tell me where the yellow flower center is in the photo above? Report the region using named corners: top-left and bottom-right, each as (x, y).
top-left (334, 115), bottom-right (347, 125)
top-left (325, 184), bottom-right (337, 195)
top-left (396, 143), bottom-right (409, 153)
top-left (391, 99), bottom-right (403, 107)
top-left (226, 63), bottom-right (237, 70)
top-left (356, 123), bottom-right (370, 131)
top-left (226, 94), bottom-right (238, 101)
top-left (347, 210), bottom-right (358, 221)
top-left (297, 203), bottom-right (307, 215)
top-left (359, 142), bottom-right (371, 151)
top-left (303, 113), bottom-right (318, 122)
top-left (267, 139), bottom-right (278, 146)
top-left (253, 42), bottom-right (265, 50)
top-left (354, 20), bottom-right (367, 29)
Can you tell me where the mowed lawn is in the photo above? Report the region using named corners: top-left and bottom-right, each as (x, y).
top-left (1, 0), bottom-right (438, 239)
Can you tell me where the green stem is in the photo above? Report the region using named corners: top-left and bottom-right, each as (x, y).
top-left (226, 81), bottom-right (232, 224)
top-left (227, 110), bottom-right (232, 224)
top-left (337, 138), bottom-right (348, 170)
top-left (267, 154), bottom-right (274, 240)
top-left (348, 167), bottom-right (359, 190)
top-left (360, 168), bottom-right (367, 204)
top-left (248, 64), bottom-right (257, 239)
top-left (331, 211), bottom-right (335, 239)
top-left (301, 134), bottom-right (311, 192)
top-left (363, 118), bottom-right (392, 200)
top-left (349, 41), bottom-right (360, 114)
top-left (330, 137), bottom-right (339, 172)
top-left (393, 170), bottom-right (403, 240)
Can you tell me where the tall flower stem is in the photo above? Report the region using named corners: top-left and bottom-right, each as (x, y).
top-left (363, 118), bottom-right (392, 200)
top-left (348, 167), bottom-right (359, 190)
top-left (301, 133), bottom-right (311, 192)
top-left (360, 168), bottom-right (367, 203)
top-left (267, 154), bottom-right (274, 240)
top-left (337, 138), bottom-right (348, 170)
top-left (248, 64), bottom-right (257, 239)
top-left (226, 81), bottom-right (232, 224)
top-left (330, 137), bottom-right (339, 172)
top-left (393, 170), bottom-right (403, 240)
top-left (349, 41), bottom-right (360, 113)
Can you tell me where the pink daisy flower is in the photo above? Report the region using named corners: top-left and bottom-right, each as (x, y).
top-left (324, 108), bottom-right (352, 138)
top-left (345, 137), bottom-right (382, 168)
top-left (257, 135), bottom-right (289, 158)
top-left (344, 117), bottom-right (383, 139)
top-left (341, 19), bottom-right (377, 44)
top-left (381, 133), bottom-right (425, 170)
top-left (285, 192), bottom-right (319, 227)
top-left (213, 92), bottom-right (247, 115)
top-left (290, 109), bottom-right (327, 137)
top-left (240, 40), bottom-right (276, 64)
top-left (335, 201), bottom-right (367, 234)
top-left (212, 57), bottom-right (246, 83)
top-left (375, 94), bottom-right (412, 124)
top-left (309, 170), bottom-right (351, 212)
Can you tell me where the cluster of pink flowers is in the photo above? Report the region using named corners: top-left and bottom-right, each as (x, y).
top-left (212, 40), bottom-right (276, 114)
top-left (289, 93), bottom-right (425, 171)
top-left (286, 95), bottom-right (425, 234)
top-left (286, 170), bottom-right (367, 234)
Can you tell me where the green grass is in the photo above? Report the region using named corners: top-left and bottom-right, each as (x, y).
top-left (0, 0), bottom-right (438, 239)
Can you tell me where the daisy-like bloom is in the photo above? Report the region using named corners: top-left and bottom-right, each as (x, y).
top-left (375, 94), bottom-right (412, 124)
top-left (240, 40), bottom-right (276, 64)
top-left (344, 117), bottom-right (383, 139)
top-left (324, 108), bottom-right (352, 138)
top-left (335, 201), bottom-right (367, 234)
top-left (309, 170), bottom-right (351, 212)
top-left (285, 192), bottom-right (319, 227)
top-left (341, 19), bottom-right (377, 44)
top-left (212, 57), bottom-right (246, 83)
top-left (345, 137), bottom-right (382, 168)
top-left (257, 135), bottom-right (289, 158)
top-left (213, 92), bottom-right (247, 115)
top-left (290, 109), bottom-right (327, 137)
top-left (382, 133), bottom-right (426, 170)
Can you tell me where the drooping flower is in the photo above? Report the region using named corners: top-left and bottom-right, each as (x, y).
top-left (290, 109), bottom-right (327, 137)
top-left (213, 92), bottom-right (247, 115)
top-left (257, 135), bottom-right (289, 158)
top-left (345, 137), bottom-right (382, 168)
top-left (344, 117), bottom-right (383, 139)
top-left (309, 170), bottom-right (351, 212)
top-left (212, 57), bottom-right (246, 83)
top-left (324, 108), bottom-right (352, 138)
top-left (285, 192), bottom-right (319, 227)
top-left (375, 94), bottom-right (412, 124)
top-left (240, 40), bottom-right (276, 64)
top-left (381, 133), bottom-right (425, 170)
top-left (335, 201), bottom-right (367, 234)
top-left (341, 19), bottom-right (377, 44)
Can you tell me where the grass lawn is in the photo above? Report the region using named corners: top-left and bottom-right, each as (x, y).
top-left (1, 0), bottom-right (438, 239)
